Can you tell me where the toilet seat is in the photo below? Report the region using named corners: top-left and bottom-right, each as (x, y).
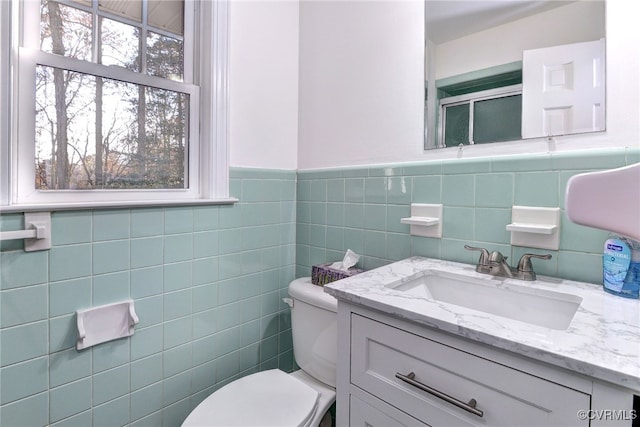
top-left (182, 369), bottom-right (320, 427)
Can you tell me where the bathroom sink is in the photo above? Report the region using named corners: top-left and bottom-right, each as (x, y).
top-left (386, 270), bottom-right (582, 330)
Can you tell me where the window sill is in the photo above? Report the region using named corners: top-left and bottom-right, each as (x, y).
top-left (0, 198), bottom-right (238, 213)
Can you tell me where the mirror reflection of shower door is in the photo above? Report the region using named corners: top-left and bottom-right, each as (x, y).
top-left (522, 39), bottom-right (605, 138)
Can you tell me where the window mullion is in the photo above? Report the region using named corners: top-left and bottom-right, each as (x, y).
top-left (183, 0), bottom-right (194, 84)
top-left (91, 0), bottom-right (98, 63)
top-left (24, 49), bottom-right (197, 94)
top-left (20, 0), bottom-right (40, 49)
top-left (141, 0), bottom-right (148, 74)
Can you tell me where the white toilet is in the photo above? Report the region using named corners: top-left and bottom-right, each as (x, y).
top-left (182, 277), bottom-right (338, 427)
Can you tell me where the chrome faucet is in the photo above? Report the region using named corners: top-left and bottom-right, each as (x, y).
top-left (488, 250), bottom-right (513, 278)
top-left (465, 245), bottom-right (551, 281)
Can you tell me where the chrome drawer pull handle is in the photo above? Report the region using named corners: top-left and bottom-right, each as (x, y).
top-left (395, 372), bottom-right (484, 418)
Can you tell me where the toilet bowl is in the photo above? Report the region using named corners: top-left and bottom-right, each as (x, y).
top-left (182, 277), bottom-right (338, 427)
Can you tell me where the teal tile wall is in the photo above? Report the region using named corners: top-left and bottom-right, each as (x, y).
top-left (296, 147), bottom-right (640, 284)
top-left (0, 168), bottom-right (296, 427)
top-left (1, 148), bottom-right (639, 426)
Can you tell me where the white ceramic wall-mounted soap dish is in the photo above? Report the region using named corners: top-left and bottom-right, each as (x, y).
top-left (401, 203), bottom-right (443, 238)
top-left (507, 206), bottom-right (561, 250)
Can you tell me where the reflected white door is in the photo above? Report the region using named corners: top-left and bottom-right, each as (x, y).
top-left (522, 39), bottom-right (605, 138)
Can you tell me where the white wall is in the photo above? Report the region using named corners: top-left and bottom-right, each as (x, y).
top-left (434, 1), bottom-right (605, 81)
top-left (297, 0), bottom-right (425, 169)
top-left (296, 0), bottom-right (640, 170)
top-left (229, 0), bottom-right (299, 169)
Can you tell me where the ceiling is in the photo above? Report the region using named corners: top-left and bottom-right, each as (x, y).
top-left (426, 0), bottom-right (576, 44)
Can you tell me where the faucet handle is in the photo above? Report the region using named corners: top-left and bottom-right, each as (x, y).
top-left (464, 245), bottom-right (489, 263)
top-left (517, 253), bottom-right (552, 272)
top-left (464, 245), bottom-right (491, 273)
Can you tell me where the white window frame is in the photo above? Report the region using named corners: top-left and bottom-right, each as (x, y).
top-left (1, 0), bottom-right (232, 211)
top-left (438, 84), bottom-right (522, 148)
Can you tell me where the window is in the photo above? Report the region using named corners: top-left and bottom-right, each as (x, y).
top-left (2, 0), bottom-right (230, 208)
top-left (439, 85), bottom-right (522, 148)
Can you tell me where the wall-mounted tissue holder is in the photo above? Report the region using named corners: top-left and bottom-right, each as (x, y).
top-left (565, 163), bottom-right (640, 241)
top-left (76, 300), bottom-right (139, 350)
top-left (401, 203), bottom-right (443, 238)
top-left (507, 206), bottom-right (560, 250)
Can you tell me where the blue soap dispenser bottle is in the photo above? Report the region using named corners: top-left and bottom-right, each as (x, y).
top-left (603, 235), bottom-right (640, 299)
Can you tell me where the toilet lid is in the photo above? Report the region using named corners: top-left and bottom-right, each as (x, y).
top-left (182, 369), bottom-right (320, 427)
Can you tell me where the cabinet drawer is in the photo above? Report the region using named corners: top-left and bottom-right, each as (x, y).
top-left (350, 388), bottom-right (428, 427)
top-left (351, 314), bottom-right (590, 426)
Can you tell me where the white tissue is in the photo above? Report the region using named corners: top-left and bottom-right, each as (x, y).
top-left (330, 249), bottom-right (360, 272)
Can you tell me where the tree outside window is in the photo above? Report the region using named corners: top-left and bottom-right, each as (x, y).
top-left (36, 0), bottom-right (188, 190)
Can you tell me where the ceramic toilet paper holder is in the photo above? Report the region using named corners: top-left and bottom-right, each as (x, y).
top-left (76, 300), bottom-right (139, 350)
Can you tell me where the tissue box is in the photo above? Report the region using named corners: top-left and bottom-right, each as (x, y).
top-left (311, 263), bottom-right (364, 286)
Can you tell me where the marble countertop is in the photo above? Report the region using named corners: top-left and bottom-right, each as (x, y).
top-left (324, 256), bottom-right (640, 392)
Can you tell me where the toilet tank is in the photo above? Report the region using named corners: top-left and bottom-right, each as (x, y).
top-left (288, 277), bottom-right (338, 388)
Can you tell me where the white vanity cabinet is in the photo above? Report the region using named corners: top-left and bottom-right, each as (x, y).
top-left (335, 303), bottom-right (636, 427)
